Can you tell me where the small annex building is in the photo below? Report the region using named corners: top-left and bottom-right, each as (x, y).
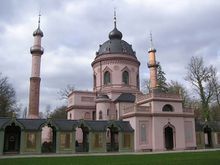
top-left (0, 117), bottom-right (134, 155)
top-left (196, 121), bottom-right (220, 149)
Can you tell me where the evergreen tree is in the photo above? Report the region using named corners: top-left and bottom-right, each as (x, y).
top-left (157, 63), bottom-right (168, 92)
top-left (50, 105), bottom-right (67, 119)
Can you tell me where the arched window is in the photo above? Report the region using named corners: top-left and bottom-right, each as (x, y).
top-left (99, 111), bottom-right (103, 119)
top-left (104, 71), bottom-right (111, 85)
top-left (122, 71), bottom-right (129, 85)
top-left (137, 74), bottom-right (140, 89)
top-left (93, 74), bottom-right (96, 88)
top-left (162, 104), bottom-right (174, 112)
top-left (84, 112), bottom-right (90, 120)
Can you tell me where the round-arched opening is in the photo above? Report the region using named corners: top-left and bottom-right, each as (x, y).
top-left (162, 104), bottom-right (174, 112)
top-left (122, 71), bottom-right (129, 85)
top-left (164, 126), bottom-right (174, 150)
top-left (4, 123), bottom-right (21, 153)
top-left (106, 125), bottom-right (119, 152)
top-left (41, 125), bottom-right (56, 153)
top-left (75, 125), bottom-right (89, 152)
top-left (104, 71), bottom-right (111, 85)
top-left (204, 125), bottom-right (212, 148)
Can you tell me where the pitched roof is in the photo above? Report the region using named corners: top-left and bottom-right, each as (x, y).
top-left (0, 118), bottom-right (134, 132)
top-left (115, 93), bottom-right (135, 103)
top-left (18, 119), bottom-right (46, 130)
top-left (195, 121), bottom-right (220, 132)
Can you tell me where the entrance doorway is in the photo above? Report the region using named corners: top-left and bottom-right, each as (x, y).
top-left (41, 125), bottom-right (56, 153)
top-left (107, 125), bottom-right (119, 152)
top-left (75, 125), bottom-right (89, 152)
top-left (164, 126), bottom-right (174, 150)
top-left (204, 126), bottom-right (212, 148)
top-left (4, 123), bottom-right (21, 153)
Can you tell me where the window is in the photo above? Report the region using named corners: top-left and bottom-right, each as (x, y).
top-left (196, 133), bottom-right (201, 145)
top-left (123, 133), bottom-right (131, 148)
top-left (217, 133), bottom-right (220, 144)
top-left (26, 133), bottom-right (36, 149)
top-left (140, 122), bottom-right (147, 144)
top-left (104, 71), bottom-right (111, 85)
top-left (60, 133), bottom-right (71, 149)
top-left (93, 74), bottom-right (96, 88)
top-left (69, 113), bottom-right (72, 119)
top-left (137, 74), bottom-right (140, 89)
top-left (94, 133), bottom-right (102, 148)
top-left (84, 112), bottom-right (90, 120)
top-left (99, 111), bottom-right (103, 119)
top-left (107, 109), bottom-right (109, 116)
top-left (122, 71), bottom-right (129, 85)
top-left (162, 104), bottom-right (173, 112)
top-left (92, 111), bottom-right (96, 120)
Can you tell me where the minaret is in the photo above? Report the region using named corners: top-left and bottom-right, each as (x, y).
top-left (28, 14), bottom-right (44, 119)
top-left (147, 32), bottom-right (158, 90)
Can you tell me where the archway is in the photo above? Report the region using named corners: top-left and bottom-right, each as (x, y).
top-left (204, 125), bottom-right (212, 148)
top-left (4, 123), bottom-right (21, 153)
top-left (75, 125), bottom-right (89, 152)
top-left (107, 125), bottom-right (119, 152)
top-left (164, 126), bottom-right (174, 150)
top-left (41, 125), bottom-right (56, 153)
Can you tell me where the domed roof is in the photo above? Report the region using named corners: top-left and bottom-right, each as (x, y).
top-left (33, 15), bottom-right (43, 37)
top-left (33, 27), bottom-right (44, 37)
top-left (97, 39), bottom-right (135, 56)
top-left (109, 27), bottom-right (122, 40)
top-left (96, 17), bottom-right (136, 57)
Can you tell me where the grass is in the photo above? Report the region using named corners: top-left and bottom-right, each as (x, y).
top-left (0, 151), bottom-right (220, 165)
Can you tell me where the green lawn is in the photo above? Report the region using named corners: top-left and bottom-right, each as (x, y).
top-left (0, 151), bottom-right (220, 165)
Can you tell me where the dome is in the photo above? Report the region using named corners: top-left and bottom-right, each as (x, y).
top-left (109, 27), bottom-right (122, 40)
top-left (96, 25), bottom-right (136, 57)
top-left (97, 39), bottom-right (135, 56)
top-left (33, 27), bottom-right (44, 37)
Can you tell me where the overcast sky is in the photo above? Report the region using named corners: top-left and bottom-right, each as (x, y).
top-left (1, 0), bottom-right (220, 114)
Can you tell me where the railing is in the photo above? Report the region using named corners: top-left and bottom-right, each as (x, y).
top-left (30, 45), bottom-right (44, 54)
top-left (183, 108), bottom-right (194, 113)
top-left (153, 92), bottom-right (181, 99)
top-left (108, 114), bottom-right (117, 120)
top-left (137, 92), bottom-right (181, 102)
top-left (123, 105), bottom-right (151, 114)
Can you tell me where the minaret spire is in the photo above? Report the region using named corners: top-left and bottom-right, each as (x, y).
top-left (149, 31), bottom-right (156, 52)
top-left (28, 15), bottom-right (44, 119)
top-left (108, 7), bottom-right (122, 40)
top-left (114, 7), bottom-right (117, 28)
top-left (147, 32), bottom-right (158, 90)
top-left (38, 12), bottom-right (41, 28)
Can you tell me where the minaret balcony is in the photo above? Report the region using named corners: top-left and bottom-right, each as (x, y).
top-left (147, 61), bottom-right (159, 68)
top-left (30, 45), bottom-right (44, 55)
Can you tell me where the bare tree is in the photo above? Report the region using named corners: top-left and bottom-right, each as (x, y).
top-left (167, 80), bottom-right (191, 107)
top-left (0, 73), bottom-right (17, 117)
top-left (185, 56), bottom-right (216, 120)
top-left (44, 104), bottom-right (51, 118)
top-left (211, 67), bottom-right (220, 107)
top-left (58, 84), bottom-right (75, 100)
top-left (141, 78), bottom-right (151, 94)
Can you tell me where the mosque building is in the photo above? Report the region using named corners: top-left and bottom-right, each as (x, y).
top-left (0, 13), bottom-right (220, 155)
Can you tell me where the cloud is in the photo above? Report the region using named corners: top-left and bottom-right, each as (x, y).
top-left (0, 0), bottom-right (220, 113)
